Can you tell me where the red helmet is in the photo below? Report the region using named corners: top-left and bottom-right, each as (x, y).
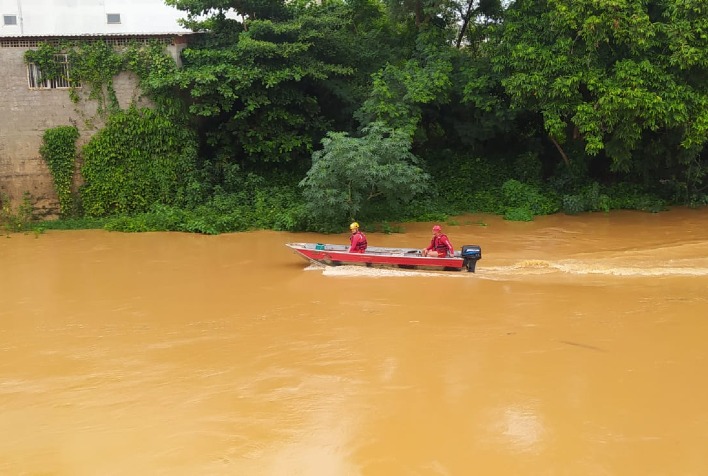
top-left (432, 225), bottom-right (442, 232)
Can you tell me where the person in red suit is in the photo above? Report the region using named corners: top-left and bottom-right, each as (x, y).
top-left (348, 222), bottom-right (368, 253)
top-left (422, 224), bottom-right (454, 257)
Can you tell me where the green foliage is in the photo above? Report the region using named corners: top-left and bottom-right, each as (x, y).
top-left (470, 189), bottom-right (506, 214)
top-left (358, 27), bottom-right (455, 139)
top-left (1, 192), bottom-right (35, 232)
top-left (658, 155), bottom-right (708, 206)
top-left (513, 151), bottom-right (544, 184)
top-left (123, 42), bottom-right (180, 102)
top-left (165, 0), bottom-right (359, 164)
top-left (501, 179), bottom-right (559, 220)
top-left (39, 126), bottom-right (80, 217)
top-left (30, 217), bottom-right (107, 231)
top-left (548, 157), bottom-right (592, 195)
top-left (560, 182), bottom-right (667, 214)
top-left (428, 153), bottom-right (511, 213)
top-left (300, 122), bottom-right (430, 230)
top-left (18, 0), bottom-right (706, 234)
top-left (25, 40), bottom-right (179, 121)
top-left (504, 207), bottom-right (534, 222)
top-left (103, 184), bottom-right (307, 234)
top-left (663, 0), bottom-right (708, 71)
top-left (67, 41), bottom-right (125, 115)
top-left (604, 183), bottom-right (667, 212)
top-left (80, 107), bottom-right (199, 217)
top-left (24, 43), bottom-right (67, 83)
top-left (562, 182), bottom-right (610, 215)
top-left (359, 55), bottom-right (453, 134)
top-left (493, 0), bottom-right (708, 182)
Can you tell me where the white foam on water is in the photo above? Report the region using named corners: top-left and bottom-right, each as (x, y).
top-left (304, 263), bottom-right (326, 271)
top-left (304, 258), bottom-right (708, 279)
top-left (554, 261), bottom-right (708, 277)
top-left (482, 260), bottom-right (708, 278)
top-left (321, 265), bottom-right (466, 278)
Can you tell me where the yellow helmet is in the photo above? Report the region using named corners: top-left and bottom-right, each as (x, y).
top-left (350, 222), bottom-right (359, 230)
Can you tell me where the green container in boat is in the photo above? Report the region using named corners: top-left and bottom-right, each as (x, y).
top-left (315, 243), bottom-right (325, 250)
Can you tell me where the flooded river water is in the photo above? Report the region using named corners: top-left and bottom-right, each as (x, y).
top-left (1, 209), bottom-right (707, 475)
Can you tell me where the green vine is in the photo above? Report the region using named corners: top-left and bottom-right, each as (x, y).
top-left (24, 40), bottom-right (178, 122)
top-left (80, 107), bottom-right (198, 217)
top-left (39, 126), bottom-right (80, 217)
top-left (68, 41), bottom-right (124, 115)
top-left (24, 40), bottom-right (189, 219)
top-left (23, 43), bottom-right (68, 84)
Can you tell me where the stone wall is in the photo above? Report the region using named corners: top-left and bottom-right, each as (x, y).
top-left (0, 40), bottom-right (184, 218)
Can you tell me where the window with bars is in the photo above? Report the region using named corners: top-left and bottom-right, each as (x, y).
top-left (27, 54), bottom-right (74, 89)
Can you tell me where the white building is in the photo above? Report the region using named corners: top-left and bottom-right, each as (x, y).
top-left (0, 0), bottom-right (192, 36)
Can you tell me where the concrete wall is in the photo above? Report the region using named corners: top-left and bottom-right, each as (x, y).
top-left (0, 41), bottom-right (159, 217)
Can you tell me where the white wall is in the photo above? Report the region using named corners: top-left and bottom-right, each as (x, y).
top-left (0, 0), bottom-right (193, 36)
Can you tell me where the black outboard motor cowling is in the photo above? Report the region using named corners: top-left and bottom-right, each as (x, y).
top-left (461, 245), bottom-right (482, 272)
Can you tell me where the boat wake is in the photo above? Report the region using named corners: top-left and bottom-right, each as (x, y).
top-left (319, 265), bottom-right (466, 278)
top-left (305, 256), bottom-right (708, 279)
top-left (484, 259), bottom-right (708, 278)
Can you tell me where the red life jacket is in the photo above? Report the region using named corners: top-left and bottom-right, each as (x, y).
top-left (433, 234), bottom-right (451, 254)
top-left (350, 231), bottom-right (368, 251)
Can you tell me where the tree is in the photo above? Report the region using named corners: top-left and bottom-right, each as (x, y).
top-left (299, 122), bottom-right (430, 229)
top-left (492, 0), bottom-right (708, 180)
top-left (164, 0), bottom-right (372, 165)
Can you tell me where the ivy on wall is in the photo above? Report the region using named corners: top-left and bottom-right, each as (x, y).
top-left (25, 40), bottom-right (193, 218)
top-left (80, 107), bottom-right (198, 217)
top-left (39, 126), bottom-right (80, 217)
top-left (24, 40), bottom-right (179, 120)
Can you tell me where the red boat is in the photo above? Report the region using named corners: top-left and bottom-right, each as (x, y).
top-left (286, 243), bottom-right (482, 272)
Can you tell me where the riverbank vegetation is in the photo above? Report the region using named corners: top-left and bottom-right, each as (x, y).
top-left (13, 0), bottom-right (706, 234)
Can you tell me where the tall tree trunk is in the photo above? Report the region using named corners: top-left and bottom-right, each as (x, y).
top-left (456, 0), bottom-right (476, 48)
top-left (549, 136), bottom-right (570, 167)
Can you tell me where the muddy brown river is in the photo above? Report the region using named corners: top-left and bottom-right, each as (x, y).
top-left (1, 209), bottom-right (707, 475)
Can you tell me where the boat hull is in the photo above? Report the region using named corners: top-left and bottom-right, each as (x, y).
top-left (286, 242), bottom-right (479, 272)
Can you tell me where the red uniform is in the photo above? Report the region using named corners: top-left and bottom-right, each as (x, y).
top-left (425, 233), bottom-right (453, 257)
top-left (349, 230), bottom-right (368, 253)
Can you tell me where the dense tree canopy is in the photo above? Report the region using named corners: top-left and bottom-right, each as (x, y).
top-left (165, 0), bottom-right (401, 165)
top-left (159, 0), bottom-right (705, 218)
top-left (31, 0), bottom-right (704, 233)
top-left (494, 0), bottom-right (708, 176)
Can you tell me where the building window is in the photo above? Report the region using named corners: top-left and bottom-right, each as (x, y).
top-left (27, 54), bottom-right (73, 89)
top-left (106, 13), bottom-right (121, 24)
top-left (3, 14), bottom-right (17, 25)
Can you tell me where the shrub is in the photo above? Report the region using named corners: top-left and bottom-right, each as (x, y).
top-left (300, 123), bottom-right (430, 230)
top-left (605, 183), bottom-right (666, 212)
top-left (501, 179), bottom-right (559, 220)
top-left (562, 182), bottom-right (610, 214)
top-left (504, 206), bottom-right (534, 222)
top-left (0, 192), bottom-right (34, 232)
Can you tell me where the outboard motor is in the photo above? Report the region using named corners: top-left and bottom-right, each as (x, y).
top-left (461, 245), bottom-right (482, 272)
